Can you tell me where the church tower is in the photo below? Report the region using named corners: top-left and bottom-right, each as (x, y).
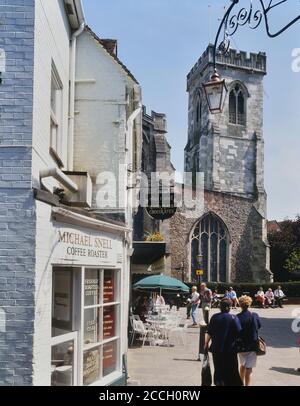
top-left (169, 46), bottom-right (272, 284)
top-left (185, 45), bottom-right (266, 213)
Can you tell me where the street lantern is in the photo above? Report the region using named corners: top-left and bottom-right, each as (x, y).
top-left (203, 69), bottom-right (227, 114)
top-left (196, 254), bottom-right (203, 265)
top-left (204, 0), bottom-right (300, 116)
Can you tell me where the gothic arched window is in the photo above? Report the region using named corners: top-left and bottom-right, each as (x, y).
top-left (196, 98), bottom-right (201, 124)
top-left (194, 92), bottom-right (202, 126)
top-left (190, 213), bottom-right (229, 282)
top-left (229, 83), bottom-right (246, 126)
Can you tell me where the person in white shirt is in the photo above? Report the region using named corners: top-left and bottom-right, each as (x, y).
top-left (274, 286), bottom-right (285, 308)
top-left (155, 294), bottom-right (165, 306)
top-left (255, 287), bottom-right (265, 308)
top-left (188, 286), bottom-right (200, 326)
top-left (228, 287), bottom-right (238, 309)
top-left (265, 288), bottom-right (275, 308)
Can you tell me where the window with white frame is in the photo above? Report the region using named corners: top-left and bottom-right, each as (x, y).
top-left (51, 267), bottom-right (121, 386)
top-left (50, 63), bottom-right (63, 167)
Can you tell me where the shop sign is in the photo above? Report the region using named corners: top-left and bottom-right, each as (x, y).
top-left (53, 227), bottom-right (123, 267)
top-left (146, 191), bottom-right (177, 221)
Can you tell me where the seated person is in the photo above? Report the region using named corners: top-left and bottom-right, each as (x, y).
top-left (136, 296), bottom-right (150, 322)
top-left (265, 288), bottom-right (275, 308)
top-left (211, 290), bottom-right (220, 307)
top-left (228, 287), bottom-right (238, 309)
top-left (223, 289), bottom-right (232, 306)
top-left (255, 287), bottom-right (265, 308)
top-left (274, 286), bottom-right (286, 308)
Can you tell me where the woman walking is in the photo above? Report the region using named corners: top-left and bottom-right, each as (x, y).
top-left (204, 299), bottom-right (243, 386)
top-left (237, 296), bottom-right (261, 386)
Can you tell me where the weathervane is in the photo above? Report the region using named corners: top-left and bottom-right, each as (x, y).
top-left (203, 0), bottom-right (300, 114)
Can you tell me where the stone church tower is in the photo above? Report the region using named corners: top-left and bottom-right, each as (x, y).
top-left (170, 45), bottom-right (272, 283)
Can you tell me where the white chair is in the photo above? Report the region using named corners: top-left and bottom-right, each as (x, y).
top-left (133, 320), bottom-right (159, 347)
top-left (129, 315), bottom-right (141, 346)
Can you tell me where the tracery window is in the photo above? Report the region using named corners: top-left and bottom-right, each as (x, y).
top-left (191, 213), bottom-right (229, 282)
top-left (229, 83), bottom-right (246, 126)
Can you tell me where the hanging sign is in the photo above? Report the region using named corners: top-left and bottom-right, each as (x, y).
top-left (146, 189), bottom-right (177, 221)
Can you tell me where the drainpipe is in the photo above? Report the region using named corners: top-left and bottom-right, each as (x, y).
top-left (125, 100), bottom-right (142, 223)
top-left (68, 18), bottom-right (85, 171)
top-left (125, 86), bottom-right (142, 247)
top-left (40, 167), bottom-right (78, 193)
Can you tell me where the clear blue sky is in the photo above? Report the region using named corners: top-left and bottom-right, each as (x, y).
top-left (83, 0), bottom-right (300, 221)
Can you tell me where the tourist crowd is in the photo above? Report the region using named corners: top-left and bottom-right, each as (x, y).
top-left (186, 284), bottom-right (287, 386)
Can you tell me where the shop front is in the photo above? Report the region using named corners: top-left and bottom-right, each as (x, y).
top-left (34, 204), bottom-right (130, 387)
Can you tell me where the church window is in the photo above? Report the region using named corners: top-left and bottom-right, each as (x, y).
top-left (190, 213), bottom-right (229, 282)
top-left (195, 92), bottom-right (202, 126)
top-left (229, 83), bottom-right (246, 126)
top-left (196, 98), bottom-right (201, 124)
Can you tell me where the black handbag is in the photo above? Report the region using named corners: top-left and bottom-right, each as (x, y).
top-left (201, 353), bottom-right (212, 386)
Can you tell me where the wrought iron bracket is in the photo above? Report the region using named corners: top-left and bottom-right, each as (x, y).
top-left (213, 0), bottom-right (300, 69)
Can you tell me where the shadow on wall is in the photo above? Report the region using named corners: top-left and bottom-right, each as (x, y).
top-left (259, 317), bottom-right (299, 349)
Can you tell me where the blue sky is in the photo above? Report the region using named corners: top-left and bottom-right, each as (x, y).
top-left (83, 0), bottom-right (300, 221)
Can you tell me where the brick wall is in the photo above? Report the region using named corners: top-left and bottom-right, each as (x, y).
top-left (169, 189), bottom-right (271, 283)
top-left (0, 0), bottom-right (36, 386)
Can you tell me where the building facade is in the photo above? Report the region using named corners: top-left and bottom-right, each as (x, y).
top-left (170, 46), bottom-right (272, 284)
top-left (0, 0), bottom-right (141, 386)
top-left (132, 108), bottom-right (174, 279)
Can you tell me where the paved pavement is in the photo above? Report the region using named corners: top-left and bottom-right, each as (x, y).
top-left (127, 306), bottom-right (300, 386)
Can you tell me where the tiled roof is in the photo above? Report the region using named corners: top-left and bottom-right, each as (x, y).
top-left (101, 39), bottom-right (117, 55)
top-left (267, 220), bottom-right (281, 233)
top-left (85, 26), bottom-right (139, 84)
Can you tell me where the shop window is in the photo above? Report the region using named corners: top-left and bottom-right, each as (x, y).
top-left (51, 338), bottom-right (76, 386)
top-left (51, 267), bottom-right (120, 386)
top-left (82, 268), bottom-right (120, 386)
top-left (103, 341), bottom-right (118, 377)
top-left (52, 268), bottom-right (74, 337)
